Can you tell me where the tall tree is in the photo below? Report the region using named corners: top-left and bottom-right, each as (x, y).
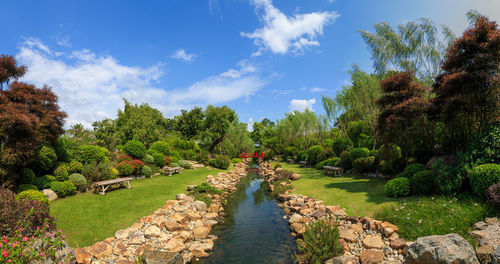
top-left (431, 15), bottom-right (500, 151)
top-left (0, 55), bottom-right (26, 92)
top-left (175, 107), bottom-right (205, 139)
top-left (92, 118), bottom-right (119, 149)
top-left (217, 118), bottom-right (254, 157)
top-left (203, 105), bottom-right (236, 154)
top-left (275, 109), bottom-right (323, 151)
top-left (360, 18), bottom-right (455, 85)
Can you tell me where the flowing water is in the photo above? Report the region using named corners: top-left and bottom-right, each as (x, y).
top-left (195, 170), bottom-right (296, 264)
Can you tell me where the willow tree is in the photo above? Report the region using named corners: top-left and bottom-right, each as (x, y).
top-left (203, 105), bottom-right (236, 154)
top-left (276, 109), bottom-right (323, 151)
top-left (360, 18), bottom-right (455, 85)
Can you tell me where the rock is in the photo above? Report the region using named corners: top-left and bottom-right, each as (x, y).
top-left (470, 230), bottom-right (487, 241)
top-left (145, 225), bottom-right (161, 237)
top-left (112, 241), bottom-right (128, 256)
top-left (289, 213), bottom-right (303, 224)
top-left (42, 189), bottom-right (58, 201)
top-left (193, 226), bottom-right (211, 239)
top-left (291, 222), bottom-right (306, 235)
top-left (189, 244), bottom-right (209, 258)
top-left (405, 233), bottom-right (479, 264)
top-left (194, 200), bottom-right (208, 211)
top-left (86, 241), bottom-right (113, 259)
top-left (114, 229), bottom-right (129, 240)
top-left (339, 229), bottom-right (358, 243)
top-left (325, 255), bottom-right (359, 264)
top-left (165, 237), bottom-right (186, 253)
top-left (362, 234), bottom-right (384, 249)
top-left (390, 238), bottom-right (406, 250)
top-left (129, 234), bottom-right (145, 245)
top-left (187, 185), bottom-right (196, 191)
top-left (75, 248), bottom-right (92, 264)
top-left (381, 222), bottom-right (398, 237)
top-left (494, 245), bottom-right (500, 263)
top-left (334, 209), bottom-right (347, 219)
top-left (142, 249), bottom-right (183, 264)
top-left (476, 244), bottom-right (495, 264)
top-left (349, 223), bottom-right (364, 233)
top-left (175, 193), bottom-right (187, 200)
top-left (326, 205), bottom-right (341, 214)
top-left (290, 173), bottom-right (301, 180)
top-left (360, 249), bottom-right (384, 264)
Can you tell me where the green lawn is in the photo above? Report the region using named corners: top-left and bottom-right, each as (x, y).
top-left (280, 163), bottom-right (397, 216)
top-left (50, 167), bottom-right (224, 248)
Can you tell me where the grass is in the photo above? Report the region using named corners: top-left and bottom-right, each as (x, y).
top-left (279, 163), bottom-right (397, 216)
top-left (50, 167), bottom-right (224, 248)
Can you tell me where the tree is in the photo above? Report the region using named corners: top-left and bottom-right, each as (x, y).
top-left (376, 71), bottom-right (431, 163)
top-left (0, 55), bottom-right (26, 92)
top-left (251, 118), bottom-right (275, 146)
top-left (431, 16), bottom-right (500, 151)
top-left (217, 118), bottom-right (254, 157)
top-left (203, 105), bottom-right (236, 154)
top-left (92, 118), bottom-right (119, 149)
top-left (275, 109), bottom-right (323, 151)
top-left (175, 107), bottom-right (205, 139)
top-left (360, 18), bottom-right (455, 85)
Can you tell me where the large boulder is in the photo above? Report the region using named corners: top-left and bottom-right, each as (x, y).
top-left (142, 249), bottom-right (183, 264)
top-left (405, 233), bottom-right (479, 264)
top-left (290, 173), bottom-right (301, 180)
top-left (42, 189), bottom-right (58, 201)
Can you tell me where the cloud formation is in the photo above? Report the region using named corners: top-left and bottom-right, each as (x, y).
top-left (242, 0), bottom-right (338, 55)
top-left (289, 98), bottom-right (316, 112)
top-left (171, 49), bottom-right (197, 62)
top-left (16, 39), bottom-right (265, 127)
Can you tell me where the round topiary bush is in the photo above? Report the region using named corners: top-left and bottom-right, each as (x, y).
top-left (54, 164), bottom-right (69, 181)
top-left (152, 152), bottom-right (166, 167)
top-left (149, 141), bottom-right (171, 155)
top-left (469, 163), bottom-right (500, 198)
top-left (143, 154), bottom-right (155, 164)
top-left (353, 157), bottom-right (366, 172)
top-left (33, 175), bottom-right (56, 190)
top-left (68, 173), bottom-right (87, 191)
top-left (37, 146), bottom-right (58, 172)
top-left (317, 147), bottom-right (335, 163)
top-left (349, 147), bottom-right (370, 164)
top-left (77, 145), bottom-right (109, 164)
top-left (49, 181), bottom-right (76, 198)
top-left (231, 158), bottom-right (243, 164)
top-left (332, 137), bottom-right (353, 156)
top-left (68, 160), bottom-right (83, 174)
top-left (142, 166), bottom-right (152, 177)
top-left (124, 140), bottom-right (147, 159)
top-left (338, 150), bottom-right (352, 169)
top-left (411, 170), bottom-right (435, 194)
top-left (284, 146), bottom-right (297, 159)
top-left (15, 184), bottom-right (38, 193)
top-left (307, 145), bottom-right (324, 165)
top-left (398, 163), bottom-right (426, 178)
top-left (117, 161), bottom-right (134, 176)
top-left (16, 190), bottom-right (49, 204)
top-left (297, 150), bottom-right (308, 162)
top-left (210, 156), bottom-right (230, 169)
top-left (20, 168), bottom-right (36, 184)
top-left (384, 177), bottom-right (410, 197)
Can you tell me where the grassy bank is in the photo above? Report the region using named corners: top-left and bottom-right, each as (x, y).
top-left (50, 167), bottom-right (224, 248)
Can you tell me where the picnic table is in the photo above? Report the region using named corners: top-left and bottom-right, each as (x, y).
top-left (164, 166), bottom-right (183, 176)
top-left (93, 177), bottom-right (133, 195)
top-left (323, 166), bottom-right (344, 176)
top-left (299, 161), bottom-right (308, 167)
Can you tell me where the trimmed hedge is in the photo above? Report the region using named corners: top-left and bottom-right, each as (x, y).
top-left (316, 157), bottom-right (341, 170)
top-left (469, 163), bottom-right (500, 198)
top-left (152, 152), bottom-right (166, 167)
top-left (398, 163), bottom-right (425, 178)
top-left (411, 170), bottom-right (434, 195)
top-left (33, 175), bottom-right (56, 190)
top-left (384, 177), bottom-right (410, 197)
top-left (15, 184), bottom-right (38, 193)
top-left (68, 160), bottom-right (83, 174)
top-left (68, 173), bottom-right (87, 191)
top-left (16, 190), bottom-right (49, 204)
top-left (54, 164), bottom-right (69, 181)
top-left (77, 145), bottom-right (109, 164)
top-left (124, 140), bottom-right (147, 159)
top-left (349, 148), bottom-right (370, 163)
top-left (142, 166), bottom-right (152, 177)
top-left (149, 141), bottom-right (171, 155)
top-left (49, 181), bottom-right (76, 198)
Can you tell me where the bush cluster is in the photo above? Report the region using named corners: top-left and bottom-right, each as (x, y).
top-left (337, 150), bottom-right (352, 169)
top-left (54, 164), bottom-right (69, 181)
top-left (307, 145), bottom-right (323, 165)
top-left (209, 156), bottom-right (231, 170)
top-left (284, 146), bottom-right (297, 159)
top-left (67, 160), bottom-right (84, 174)
top-left (397, 163), bottom-right (425, 178)
top-left (15, 184), bottom-right (38, 193)
top-left (33, 175), bottom-right (56, 190)
top-left (349, 147), bottom-right (370, 163)
top-left (16, 190), bottom-right (49, 204)
top-left (149, 141), bottom-right (171, 155)
top-left (469, 163), bottom-right (500, 198)
top-left (296, 218), bottom-right (343, 264)
top-left (152, 152), bottom-right (166, 167)
top-left (124, 140), bottom-right (147, 159)
top-left (82, 161), bottom-right (114, 182)
top-left (231, 158), bottom-right (243, 164)
top-left (410, 170), bottom-right (434, 195)
top-left (77, 145), bottom-right (109, 164)
top-left (49, 181), bottom-right (76, 197)
top-left (68, 173), bottom-right (87, 191)
top-left (316, 157), bottom-right (340, 170)
top-left (296, 150), bottom-right (308, 162)
top-left (117, 155), bottom-right (133, 163)
top-left (384, 177), bottom-right (410, 197)
top-left (332, 137), bottom-right (353, 156)
top-left (317, 147), bottom-right (335, 163)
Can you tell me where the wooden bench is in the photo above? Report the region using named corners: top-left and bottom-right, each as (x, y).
top-left (93, 177), bottom-right (133, 195)
top-left (287, 158), bottom-right (295, 164)
top-left (299, 161), bottom-right (308, 167)
top-left (323, 166), bottom-right (344, 176)
top-left (164, 166), bottom-right (183, 176)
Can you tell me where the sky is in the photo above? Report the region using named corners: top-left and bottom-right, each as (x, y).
top-left (1, 0), bottom-right (499, 128)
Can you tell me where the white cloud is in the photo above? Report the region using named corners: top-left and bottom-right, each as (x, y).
top-left (242, 0), bottom-right (338, 55)
top-left (247, 117), bottom-right (254, 132)
top-left (55, 35), bottom-right (71, 47)
top-left (171, 49), bottom-right (197, 62)
top-left (16, 39), bottom-right (265, 127)
top-left (310, 87), bottom-right (325, 92)
top-left (289, 98), bottom-right (316, 112)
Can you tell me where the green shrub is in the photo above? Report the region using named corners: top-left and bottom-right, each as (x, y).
top-left (398, 163), bottom-right (426, 178)
top-left (337, 150), bottom-right (352, 169)
top-left (209, 156), bottom-right (231, 170)
top-left (67, 160), bottom-right (83, 174)
top-left (82, 161), bottom-right (114, 183)
top-left (272, 180), bottom-right (293, 196)
top-left (149, 141), bottom-right (171, 155)
top-left (170, 156), bottom-right (179, 163)
top-left (284, 146), bottom-right (297, 159)
top-left (469, 163), bottom-right (500, 198)
top-left (384, 177), bottom-right (410, 197)
top-left (364, 156), bottom-right (376, 172)
top-left (390, 157), bottom-right (406, 174)
top-left (231, 158), bottom-right (243, 164)
top-left (332, 137), bottom-right (353, 156)
top-left (16, 184), bottom-right (38, 193)
top-left (296, 218), bottom-right (343, 264)
top-left (317, 147), bottom-right (335, 163)
top-left (411, 170), bottom-right (435, 195)
top-left (297, 150), bottom-right (308, 162)
top-left (170, 150), bottom-right (181, 160)
top-left (124, 140), bottom-right (147, 159)
top-left (152, 152), bottom-right (166, 167)
top-left (143, 154), bottom-right (155, 164)
top-left (68, 173), bottom-right (87, 191)
top-left (181, 149), bottom-right (197, 160)
top-left (77, 145), bottom-right (109, 164)
top-left (16, 190), bottom-right (49, 204)
top-left (20, 168), bottom-right (35, 184)
top-left (431, 158), bottom-right (464, 194)
top-left (380, 144), bottom-right (401, 161)
top-left (116, 144), bottom-right (125, 151)
top-left (117, 161), bottom-right (134, 176)
top-left (33, 175), bottom-right (56, 190)
top-left (54, 164), bottom-right (69, 181)
top-left (49, 181), bottom-right (76, 197)
top-left (274, 163), bottom-right (282, 169)
top-left (178, 160), bottom-right (192, 169)
top-left (353, 157), bottom-right (366, 172)
top-left (170, 162), bottom-right (180, 168)
top-left (349, 147), bottom-right (370, 163)
top-left (192, 183), bottom-right (223, 195)
top-left (55, 137), bottom-right (70, 162)
top-left (315, 157), bottom-right (340, 170)
top-left (353, 156), bottom-right (376, 173)
top-left (196, 150), bottom-right (210, 165)
top-left (467, 125), bottom-right (499, 164)
top-left (142, 166), bottom-right (152, 177)
top-left (37, 146), bottom-right (57, 172)
top-left (379, 160), bottom-right (392, 174)
top-left (307, 145), bottom-right (324, 165)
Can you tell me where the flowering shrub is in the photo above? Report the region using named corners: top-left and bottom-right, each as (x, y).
top-left (117, 155), bottom-right (133, 163)
top-left (116, 161), bottom-right (133, 176)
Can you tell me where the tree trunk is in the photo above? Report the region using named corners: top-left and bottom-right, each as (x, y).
top-left (208, 134), bottom-right (226, 157)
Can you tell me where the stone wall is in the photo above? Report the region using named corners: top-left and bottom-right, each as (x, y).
top-left (75, 162), bottom-right (248, 264)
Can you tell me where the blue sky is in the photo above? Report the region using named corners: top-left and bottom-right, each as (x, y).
top-left (1, 0), bottom-right (499, 127)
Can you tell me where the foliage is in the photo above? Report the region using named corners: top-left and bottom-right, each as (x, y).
top-left (117, 161), bottom-right (134, 176)
top-left (231, 158), bottom-right (242, 164)
top-left (274, 163), bottom-right (282, 169)
top-left (347, 120), bottom-right (373, 148)
top-left (54, 163), bottom-right (69, 181)
top-left (431, 16), bottom-right (500, 151)
top-left (67, 160), bottom-right (83, 174)
top-left (307, 145), bottom-right (323, 165)
top-left (390, 157), bottom-right (406, 174)
top-left (15, 184), bottom-right (38, 193)
top-left (284, 146), bottom-right (297, 159)
top-left (175, 107), bottom-right (205, 139)
top-left (431, 158), bottom-right (464, 194)
top-left (317, 147), bottom-right (335, 163)
top-left (202, 105), bottom-right (236, 154)
top-left (296, 218), bottom-right (343, 264)
top-left (209, 155), bottom-right (231, 170)
top-left (92, 118), bottom-right (119, 150)
top-left (296, 150), bottom-right (308, 162)
top-left (251, 118), bottom-right (278, 153)
top-left (49, 181), bottom-right (76, 198)
top-left (33, 175), bottom-right (56, 190)
top-left (275, 109), bottom-right (324, 152)
top-left (36, 146), bottom-right (58, 173)
top-left (216, 118), bottom-right (254, 158)
top-left (397, 163), bottom-right (426, 178)
top-left (486, 183), bottom-right (500, 209)
top-left (20, 168), bottom-right (35, 184)
top-left (349, 147), bottom-right (370, 163)
top-left (189, 183), bottom-right (222, 207)
top-left (411, 170), bottom-right (435, 195)
top-left (331, 137), bottom-right (353, 156)
top-left (337, 150), bottom-right (352, 169)
top-left (316, 157), bottom-right (340, 170)
top-left (76, 145), bottom-right (109, 164)
top-left (466, 124), bottom-right (500, 165)
top-left (82, 161), bottom-right (114, 183)
top-left (68, 173), bottom-right (87, 191)
top-left (142, 166), bottom-right (152, 177)
top-left (178, 160), bottom-right (192, 169)
top-left (272, 179), bottom-right (293, 196)
top-left (149, 141), bottom-right (171, 155)
top-left (0, 187), bottom-right (55, 236)
top-left (143, 154), bottom-right (155, 164)
top-left (170, 162), bottom-right (180, 168)
top-left (469, 163), bottom-right (500, 198)
top-left (353, 156), bottom-right (377, 173)
top-left (117, 155), bottom-right (133, 163)
top-left (384, 177), bottom-right (410, 197)
top-left (152, 152), bottom-right (166, 167)
top-left (16, 189), bottom-right (49, 204)
top-left (124, 140), bottom-right (147, 159)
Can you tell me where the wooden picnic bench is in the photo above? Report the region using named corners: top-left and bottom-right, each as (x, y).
top-left (299, 161), bottom-right (308, 167)
top-left (164, 166), bottom-right (183, 176)
top-left (287, 158), bottom-right (295, 164)
top-left (323, 166), bottom-right (344, 176)
top-left (93, 177), bottom-right (133, 195)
